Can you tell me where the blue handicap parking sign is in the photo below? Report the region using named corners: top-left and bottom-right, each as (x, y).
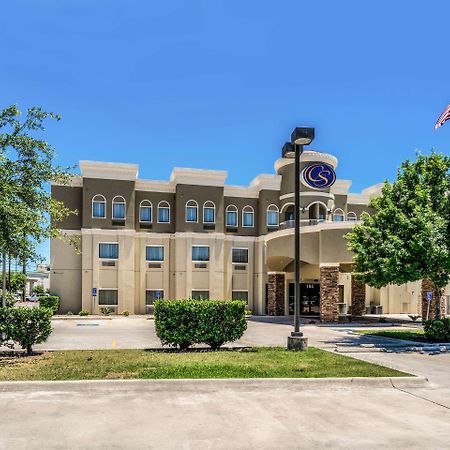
top-left (426, 291), bottom-right (432, 302)
top-left (92, 288), bottom-right (97, 297)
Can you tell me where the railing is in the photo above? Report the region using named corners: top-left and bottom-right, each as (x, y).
top-left (278, 218), bottom-right (358, 230)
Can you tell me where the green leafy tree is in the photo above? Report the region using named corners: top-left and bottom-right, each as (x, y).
top-left (347, 152), bottom-right (450, 318)
top-left (32, 284), bottom-right (45, 295)
top-left (0, 105), bottom-right (77, 306)
top-left (9, 272), bottom-right (27, 293)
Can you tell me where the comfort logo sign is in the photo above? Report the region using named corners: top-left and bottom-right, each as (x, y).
top-left (302, 163), bottom-right (336, 189)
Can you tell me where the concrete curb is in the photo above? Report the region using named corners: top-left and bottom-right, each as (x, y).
top-left (52, 315), bottom-right (154, 321)
top-left (0, 376), bottom-right (428, 392)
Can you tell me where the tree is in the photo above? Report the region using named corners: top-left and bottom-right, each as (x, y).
top-left (0, 105), bottom-right (77, 306)
top-left (346, 152), bottom-right (450, 318)
top-left (32, 284), bottom-right (45, 295)
top-left (9, 272), bottom-right (27, 293)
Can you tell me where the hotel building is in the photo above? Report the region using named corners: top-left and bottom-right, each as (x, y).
top-left (50, 148), bottom-right (449, 320)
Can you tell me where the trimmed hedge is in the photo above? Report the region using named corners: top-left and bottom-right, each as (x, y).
top-left (154, 300), bottom-right (247, 350)
top-left (0, 307), bottom-right (53, 354)
top-left (39, 295), bottom-right (60, 313)
top-left (423, 318), bottom-right (450, 342)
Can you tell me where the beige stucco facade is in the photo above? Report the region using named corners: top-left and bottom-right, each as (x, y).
top-left (50, 150), bottom-right (449, 319)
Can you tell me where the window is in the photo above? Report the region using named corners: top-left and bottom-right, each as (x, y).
top-left (267, 204), bottom-right (279, 227)
top-left (112, 196), bottom-right (126, 220)
top-left (158, 201), bottom-right (170, 223)
top-left (232, 291), bottom-right (248, 302)
top-left (186, 200), bottom-right (198, 222)
top-left (333, 208), bottom-right (345, 222)
top-left (232, 248), bottom-right (249, 264)
top-left (146, 290), bottom-right (164, 305)
top-left (203, 201), bottom-right (215, 223)
top-left (347, 212), bottom-right (357, 221)
top-left (98, 290), bottom-right (118, 306)
top-left (146, 246), bottom-right (164, 261)
top-left (360, 212), bottom-right (370, 220)
top-left (226, 205), bottom-right (238, 227)
top-left (92, 194), bottom-right (106, 218)
top-left (99, 243), bottom-right (119, 259)
top-left (192, 246), bottom-right (209, 261)
top-left (242, 206), bottom-right (254, 227)
top-left (192, 290), bottom-right (209, 300)
top-left (139, 200), bottom-right (152, 222)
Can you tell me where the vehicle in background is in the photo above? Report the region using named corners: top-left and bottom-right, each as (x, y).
top-left (27, 293), bottom-right (46, 302)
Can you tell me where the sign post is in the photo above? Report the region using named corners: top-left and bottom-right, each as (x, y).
top-left (426, 291), bottom-right (432, 321)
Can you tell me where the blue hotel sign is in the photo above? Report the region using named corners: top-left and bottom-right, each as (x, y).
top-left (302, 163), bottom-right (336, 190)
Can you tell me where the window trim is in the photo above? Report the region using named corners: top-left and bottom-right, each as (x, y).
top-left (145, 245), bottom-right (164, 262)
top-left (192, 245), bottom-right (210, 262)
top-left (98, 288), bottom-right (119, 306)
top-left (203, 201), bottom-right (216, 224)
top-left (232, 247), bottom-right (249, 264)
top-left (185, 200), bottom-right (199, 223)
top-left (225, 205), bottom-right (238, 227)
top-left (111, 195), bottom-right (126, 220)
top-left (266, 204), bottom-right (279, 227)
top-left (347, 211), bottom-right (357, 221)
top-left (242, 205), bottom-right (254, 228)
top-left (157, 201), bottom-right (171, 224)
top-left (333, 208), bottom-right (345, 221)
top-left (139, 200), bottom-right (153, 223)
top-left (98, 242), bottom-right (119, 260)
top-left (92, 194), bottom-right (106, 219)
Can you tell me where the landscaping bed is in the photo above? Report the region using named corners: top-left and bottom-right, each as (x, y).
top-left (0, 347), bottom-right (408, 381)
top-left (354, 329), bottom-right (428, 342)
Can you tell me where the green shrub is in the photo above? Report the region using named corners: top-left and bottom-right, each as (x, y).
top-left (66, 311), bottom-right (73, 315)
top-left (33, 285), bottom-right (46, 295)
top-left (0, 307), bottom-right (53, 354)
top-left (100, 307), bottom-right (115, 315)
top-left (245, 309), bottom-right (253, 316)
top-left (122, 310), bottom-right (130, 317)
top-left (423, 318), bottom-right (450, 342)
top-left (78, 310), bottom-right (89, 316)
top-left (154, 300), bottom-right (247, 350)
top-left (39, 296), bottom-right (60, 313)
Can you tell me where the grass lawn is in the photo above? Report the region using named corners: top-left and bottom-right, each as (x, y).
top-left (354, 329), bottom-right (427, 342)
top-left (0, 347), bottom-right (409, 381)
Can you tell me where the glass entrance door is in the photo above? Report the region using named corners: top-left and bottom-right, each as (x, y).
top-left (288, 282), bottom-right (320, 316)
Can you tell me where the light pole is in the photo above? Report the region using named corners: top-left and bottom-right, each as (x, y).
top-left (285, 127), bottom-right (315, 351)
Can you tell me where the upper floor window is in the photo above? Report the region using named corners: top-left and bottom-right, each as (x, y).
top-left (232, 248), bottom-right (249, 264)
top-left (203, 201), bottom-right (215, 224)
top-left (333, 208), bottom-right (345, 222)
top-left (139, 200), bottom-right (152, 222)
top-left (112, 196), bottom-right (126, 220)
top-left (242, 206), bottom-right (254, 228)
top-left (158, 201), bottom-right (170, 223)
top-left (92, 194), bottom-right (106, 219)
top-left (226, 205), bottom-right (238, 227)
top-left (267, 204), bottom-right (279, 227)
top-left (99, 243), bottom-right (119, 259)
top-left (347, 212), bottom-right (357, 221)
top-left (360, 212), bottom-right (370, 221)
top-left (192, 246), bottom-right (210, 262)
top-left (186, 200), bottom-right (198, 223)
top-left (146, 245), bottom-right (164, 261)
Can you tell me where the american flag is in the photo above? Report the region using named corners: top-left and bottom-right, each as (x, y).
top-left (435, 104), bottom-right (450, 129)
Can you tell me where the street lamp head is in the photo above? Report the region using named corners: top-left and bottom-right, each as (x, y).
top-left (282, 142), bottom-right (295, 158)
top-left (291, 127), bottom-right (315, 146)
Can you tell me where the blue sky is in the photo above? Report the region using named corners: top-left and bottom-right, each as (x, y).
top-left (2, 0), bottom-right (450, 263)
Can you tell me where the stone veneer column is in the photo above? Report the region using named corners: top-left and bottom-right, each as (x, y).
top-left (267, 273), bottom-right (285, 316)
top-left (320, 265), bottom-right (340, 322)
top-left (421, 279), bottom-right (446, 320)
top-left (351, 276), bottom-right (366, 317)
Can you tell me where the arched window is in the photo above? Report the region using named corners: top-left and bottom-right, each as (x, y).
top-left (267, 204), bottom-right (279, 227)
top-left (333, 208), bottom-right (345, 222)
top-left (203, 201), bottom-right (215, 224)
top-left (226, 205), bottom-right (238, 227)
top-left (347, 212), bottom-right (357, 221)
top-left (242, 206), bottom-right (254, 228)
top-left (360, 211), bottom-right (370, 221)
top-left (112, 196), bottom-right (126, 220)
top-left (185, 200), bottom-right (198, 223)
top-left (281, 202), bottom-right (295, 222)
top-left (139, 200), bottom-right (152, 223)
top-left (92, 194), bottom-right (106, 218)
top-left (158, 201), bottom-right (170, 223)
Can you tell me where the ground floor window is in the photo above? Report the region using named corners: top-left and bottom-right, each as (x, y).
top-left (232, 291), bottom-right (248, 302)
top-left (146, 290), bottom-right (164, 305)
top-left (99, 243), bottom-right (119, 259)
top-left (192, 290), bottom-right (209, 300)
top-left (98, 289), bottom-right (118, 306)
top-left (232, 248), bottom-right (248, 264)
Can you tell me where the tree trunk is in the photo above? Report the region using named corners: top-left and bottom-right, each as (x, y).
top-left (2, 252), bottom-right (6, 308)
top-left (26, 344), bottom-right (33, 355)
top-left (7, 254), bottom-right (11, 292)
top-left (434, 287), bottom-right (444, 319)
top-left (22, 255), bottom-right (26, 302)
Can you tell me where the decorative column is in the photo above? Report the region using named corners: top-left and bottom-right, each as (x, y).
top-left (267, 273), bottom-right (285, 316)
top-left (320, 264), bottom-right (340, 322)
top-left (351, 276), bottom-right (366, 317)
top-left (421, 279), bottom-right (445, 320)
